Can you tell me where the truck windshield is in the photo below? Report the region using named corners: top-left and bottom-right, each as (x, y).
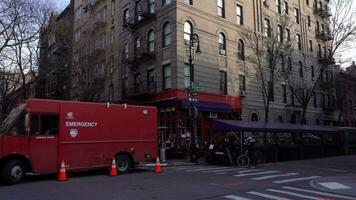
top-left (0, 104), bottom-right (26, 134)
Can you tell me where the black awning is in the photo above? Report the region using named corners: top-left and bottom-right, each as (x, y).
top-left (180, 100), bottom-right (232, 113)
top-left (210, 119), bottom-right (338, 134)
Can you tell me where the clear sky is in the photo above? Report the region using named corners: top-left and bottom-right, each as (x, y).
top-left (56, 0), bottom-right (356, 67)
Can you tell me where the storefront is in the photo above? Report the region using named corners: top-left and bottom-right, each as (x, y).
top-left (127, 89), bottom-right (242, 159)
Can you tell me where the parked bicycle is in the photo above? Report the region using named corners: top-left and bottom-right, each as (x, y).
top-left (236, 137), bottom-right (265, 168)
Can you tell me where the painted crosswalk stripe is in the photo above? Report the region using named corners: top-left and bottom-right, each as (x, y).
top-left (283, 186), bottom-right (356, 200)
top-left (234, 171), bottom-right (280, 177)
top-left (224, 195), bottom-right (251, 200)
top-left (252, 173), bottom-right (299, 180)
top-left (201, 168), bottom-right (243, 173)
top-left (273, 176), bottom-right (321, 184)
top-left (237, 169), bottom-right (262, 173)
top-left (266, 189), bottom-right (321, 200)
top-left (247, 191), bottom-right (291, 200)
top-left (186, 166), bottom-right (232, 172)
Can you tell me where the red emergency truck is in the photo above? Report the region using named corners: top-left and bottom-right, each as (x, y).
top-left (0, 99), bottom-right (158, 184)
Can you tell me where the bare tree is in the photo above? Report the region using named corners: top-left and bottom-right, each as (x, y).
top-left (244, 16), bottom-right (293, 122)
top-left (287, 0), bottom-right (356, 124)
top-left (0, 0), bottom-right (53, 120)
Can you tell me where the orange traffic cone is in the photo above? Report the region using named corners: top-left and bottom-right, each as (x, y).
top-left (58, 160), bottom-right (67, 181)
top-left (109, 157), bottom-right (118, 176)
top-left (154, 157), bottom-right (161, 173)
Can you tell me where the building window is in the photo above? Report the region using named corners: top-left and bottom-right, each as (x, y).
top-left (123, 8), bottom-right (129, 23)
top-left (285, 28), bottom-right (290, 42)
top-left (148, 30), bottom-right (155, 53)
top-left (110, 27), bottom-right (115, 44)
top-left (299, 61), bottom-right (303, 77)
top-left (184, 0), bottom-right (193, 5)
top-left (184, 21), bottom-right (192, 43)
top-left (111, 0), bottom-right (116, 16)
top-left (264, 18), bottom-right (271, 37)
top-left (267, 50), bottom-right (273, 68)
top-left (277, 116), bottom-right (284, 123)
top-left (162, 0), bottom-right (171, 6)
top-left (239, 75), bottom-right (246, 91)
top-left (236, 4), bottom-right (243, 25)
top-left (296, 33), bottom-right (301, 50)
top-left (268, 81), bottom-right (274, 101)
top-left (281, 55), bottom-right (285, 72)
top-left (217, 0), bottom-right (225, 18)
top-left (307, 15), bottom-right (311, 29)
top-left (147, 69), bottom-right (155, 92)
top-left (287, 57), bottom-right (292, 71)
top-left (309, 40), bottom-right (313, 52)
top-left (148, 0), bottom-right (155, 13)
top-left (289, 86), bottom-right (294, 105)
top-left (306, 0), bottom-right (309, 6)
top-left (163, 22), bottom-right (171, 47)
top-left (237, 39), bottom-right (245, 61)
top-left (282, 84), bottom-right (287, 103)
top-left (294, 8), bottom-right (299, 24)
top-left (163, 64), bottom-right (171, 89)
top-left (277, 25), bottom-right (283, 42)
top-left (124, 43), bottom-right (129, 59)
top-left (311, 65), bottom-right (315, 79)
top-left (284, 1), bottom-right (289, 15)
top-left (220, 71), bottom-right (227, 94)
top-left (75, 6), bottom-right (81, 21)
top-left (184, 64), bottom-right (191, 88)
top-left (318, 44), bottom-right (322, 58)
top-left (276, 0), bottom-right (281, 14)
top-left (251, 113), bottom-right (259, 122)
top-left (218, 33), bottom-right (226, 55)
top-left (74, 28), bottom-right (81, 43)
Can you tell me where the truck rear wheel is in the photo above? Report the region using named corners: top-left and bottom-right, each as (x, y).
top-left (116, 155), bottom-right (131, 173)
top-left (1, 160), bottom-right (25, 185)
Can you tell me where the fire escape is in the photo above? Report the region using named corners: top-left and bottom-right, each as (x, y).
top-left (82, 0), bottom-right (107, 91)
top-left (121, 0), bottom-right (157, 99)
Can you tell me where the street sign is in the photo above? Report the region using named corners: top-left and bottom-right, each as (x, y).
top-left (191, 82), bottom-right (203, 91)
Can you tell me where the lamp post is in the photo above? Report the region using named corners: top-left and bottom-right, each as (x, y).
top-left (187, 33), bottom-right (201, 162)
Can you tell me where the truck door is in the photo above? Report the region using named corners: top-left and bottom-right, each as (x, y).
top-left (29, 114), bottom-right (59, 173)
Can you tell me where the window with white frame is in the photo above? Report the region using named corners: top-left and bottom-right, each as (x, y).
top-left (296, 33), bottom-right (301, 50)
top-left (163, 64), bottom-right (171, 89)
top-left (236, 4), bottom-right (243, 25)
top-left (294, 8), bottom-right (299, 24)
top-left (284, 1), bottom-right (288, 15)
top-left (264, 18), bottom-right (271, 37)
top-left (184, 0), bottom-right (193, 5)
top-left (276, 0), bottom-right (281, 14)
top-left (148, 30), bottom-right (155, 53)
top-left (218, 33), bottom-right (226, 55)
top-left (163, 22), bottom-right (171, 47)
top-left (184, 64), bottom-right (191, 88)
top-left (237, 39), bottom-right (245, 60)
top-left (123, 8), bottom-right (129, 23)
top-left (217, 0), bottom-right (225, 18)
top-left (184, 21), bottom-right (192, 43)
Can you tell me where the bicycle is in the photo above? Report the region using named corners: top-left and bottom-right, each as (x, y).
top-left (236, 148), bottom-right (265, 168)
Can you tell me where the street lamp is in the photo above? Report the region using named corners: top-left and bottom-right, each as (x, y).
top-left (187, 33), bottom-right (201, 162)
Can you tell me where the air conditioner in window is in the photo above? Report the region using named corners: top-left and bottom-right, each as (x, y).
top-left (219, 49), bottom-right (226, 55)
top-left (240, 90), bottom-right (247, 97)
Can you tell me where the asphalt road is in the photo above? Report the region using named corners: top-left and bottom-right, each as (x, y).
top-left (1, 155), bottom-right (356, 200)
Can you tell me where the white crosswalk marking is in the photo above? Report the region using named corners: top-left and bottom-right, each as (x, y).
top-left (237, 169), bottom-right (262, 173)
top-left (251, 173), bottom-right (299, 180)
top-left (283, 186), bottom-right (356, 200)
top-left (266, 189), bottom-right (321, 200)
top-left (224, 195), bottom-right (251, 200)
top-left (186, 166), bottom-right (231, 172)
top-left (247, 191), bottom-right (291, 200)
top-left (273, 176), bottom-right (321, 184)
top-left (201, 168), bottom-right (243, 173)
top-left (234, 171), bottom-right (280, 177)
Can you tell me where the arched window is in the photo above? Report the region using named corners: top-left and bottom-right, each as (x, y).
top-left (218, 33), bottom-right (226, 55)
top-left (251, 113), bottom-right (259, 122)
top-left (184, 21), bottom-right (192, 42)
top-left (148, 30), bottom-right (155, 53)
top-left (237, 39), bottom-right (245, 60)
top-left (277, 115), bottom-right (283, 123)
top-left (299, 61), bottom-right (303, 77)
top-left (287, 57), bottom-right (292, 71)
top-left (162, 22), bottom-right (171, 47)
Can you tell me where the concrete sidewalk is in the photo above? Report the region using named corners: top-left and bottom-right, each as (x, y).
top-left (311, 175), bottom-right (356, 197)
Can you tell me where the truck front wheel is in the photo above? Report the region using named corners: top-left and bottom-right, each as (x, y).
top-left (116, 155), bottom-right (131, 173)
top-left (1, 160), bottom-right (25, 185)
